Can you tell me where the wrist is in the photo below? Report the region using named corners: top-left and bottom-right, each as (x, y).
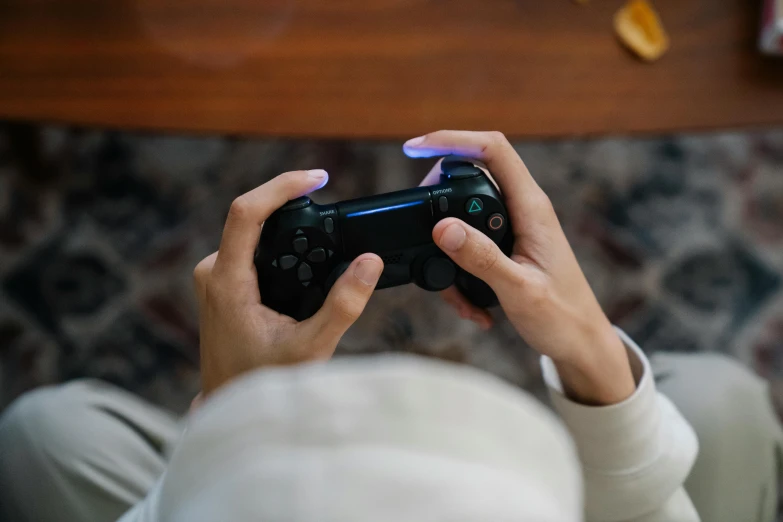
top-left (552, 325), bottom-right (636, 405)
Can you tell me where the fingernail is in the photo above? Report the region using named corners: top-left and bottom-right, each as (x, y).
top-left (306, 169), bottom-right (328, 190)
top-left (354, 259), bottom-right (383, 286)
top-left (439, 223), bottom-right (467, 252)
top-left (404, 136), bottom-right (426, 148)
top-left (308, 169), bottom-right (328, 181)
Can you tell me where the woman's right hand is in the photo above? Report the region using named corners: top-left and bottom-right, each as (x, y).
top-left (406, 130), bottom-right (635, 405)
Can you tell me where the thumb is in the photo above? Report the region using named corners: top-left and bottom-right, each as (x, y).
top-left (433, 218), bottom-right (519, 290)
top-left (305, 254), bottom-right (384, 345)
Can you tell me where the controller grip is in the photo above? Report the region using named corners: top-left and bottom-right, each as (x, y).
top-left (455, 272), bottom-right (499, 308)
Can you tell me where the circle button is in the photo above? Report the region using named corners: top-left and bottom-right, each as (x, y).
top-left (487, 213), bottom-right (505, 231)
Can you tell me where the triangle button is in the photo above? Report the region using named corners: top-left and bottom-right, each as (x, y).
top-left (302, 281), bottom-right (310, 287)
top-left (295, 229), bottom-right (304, 235)
top-left (466, 198), bottom-right (483, 214)
top-left (272, 259), bottom-right (278, 268)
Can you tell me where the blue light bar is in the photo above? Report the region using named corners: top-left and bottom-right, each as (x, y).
top-left (345, 200), bottom-right (424, 218)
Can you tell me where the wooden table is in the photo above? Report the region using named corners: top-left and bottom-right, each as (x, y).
top-left (0, 0), bottom-right (781, 139)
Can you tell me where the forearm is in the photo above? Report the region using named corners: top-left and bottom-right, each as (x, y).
top-left (552, 321), bottom-right (636, 405)
top-left (542, 329), bottom-right (700, 522)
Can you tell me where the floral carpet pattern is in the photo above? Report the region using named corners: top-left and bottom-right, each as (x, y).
top-left (1, 124), bottom-right (783, 417)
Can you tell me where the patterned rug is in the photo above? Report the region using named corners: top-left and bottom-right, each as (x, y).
top-left (1, 124), bottom-right (783, 418)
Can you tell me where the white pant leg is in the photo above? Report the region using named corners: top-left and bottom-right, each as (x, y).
top-left (0, 380), bottom-right (180, 522)
top-left (651, 352), bottom-right (783, 522)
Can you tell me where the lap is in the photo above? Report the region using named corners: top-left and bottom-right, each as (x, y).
top-left (651, 352), bottom-right (783, 522)
top-left (2, 355), bottom-right (780, 522)
top-left (0, 380), bottom-right (180, 522)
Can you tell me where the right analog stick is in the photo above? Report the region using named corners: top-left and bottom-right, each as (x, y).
top-left (423, 257), bottom-right (457, 291)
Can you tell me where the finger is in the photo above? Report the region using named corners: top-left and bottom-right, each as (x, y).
top-left (433, 217), bottom-right (519, 290)
top-left (190, 392), bottom-right (203, 413)
top-left (440, 286), bottom-right (494, 330)
top-left (418, 158), bottom-right (444, 187)
top-left (304, 253), bottom-right (384, 345)
top-left (214, 169), bottom-right (329, 277)
top-left (193, 252), bottom-right (218, 305)
top-left (403, 131), bottom-right (544, 221)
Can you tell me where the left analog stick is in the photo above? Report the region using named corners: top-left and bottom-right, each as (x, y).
top-left (325, 262), bottom-right (351, 293)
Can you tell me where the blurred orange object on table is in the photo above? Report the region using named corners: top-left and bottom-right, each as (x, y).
top-left (614, 0), bottom-right (670, 62)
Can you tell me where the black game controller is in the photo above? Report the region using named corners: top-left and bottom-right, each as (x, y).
top-left (255, 155), bottom-right (513, 321)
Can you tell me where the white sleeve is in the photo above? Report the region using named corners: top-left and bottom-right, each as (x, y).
top-left (540, 328), bottom-right (701, 522)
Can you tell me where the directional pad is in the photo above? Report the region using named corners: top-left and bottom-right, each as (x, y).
top-left (278, 255), bottom-right (298, 270)
top-left (307, 248), bottom-right (327, 263)
top-left (297, 262), bottom-right (313, 282)
top-left (293, 236), bottom-right (308, 254)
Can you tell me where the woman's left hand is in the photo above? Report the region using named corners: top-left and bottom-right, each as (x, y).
top-left (193, 169), bottom-right (384, 396)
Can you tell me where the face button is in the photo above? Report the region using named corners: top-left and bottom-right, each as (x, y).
top-left (293, 236), bottom-right (308, 254)
top-left (438, 196), bottom-right (448, 212)
top-left (297, 262), bottom-right (313, 282)
top-left (465, 197), bottom-right (484, 215)
top-left (278, 255), bottom-right (298, 270)
top-left (324, 217), bottom-right (335, 234)
top-left (487, 213), bottom-right (505, 231)
top-left (307, 248), bottom-right (327, 263)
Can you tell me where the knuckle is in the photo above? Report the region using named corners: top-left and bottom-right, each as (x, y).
top-left (486, 131), bottom-right (509, 148)
top-left (265, 322), bottom-right (289, 349)
top-left (523, 275), bottom-right (550, 307)
top-left (478, 131), bottom-right (512, 158)
top-left (507, 269), bottom-right (529, 291)
top-left (193, 263), bottom-right (207, 285)
top-left (472, 241), bottom-right (500, 273)
top-left (529, 193), bottom-right (556, 220)
top-left (331, 293), bottom-right (364, 323)
top-left (228, 196), bottom-right (251, 222)
top-left (203, 279), bottom-right (224, 305)
top-left (193, 253), bottom-right (217, 287)
top-left (193, 264), bottom-right (210, 289)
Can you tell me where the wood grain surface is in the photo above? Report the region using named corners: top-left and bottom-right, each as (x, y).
top-left (0, 0), bottom-right (782, 138)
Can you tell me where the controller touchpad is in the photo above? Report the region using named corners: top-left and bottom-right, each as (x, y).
top-left (339, 194), bottom-right (433, 257)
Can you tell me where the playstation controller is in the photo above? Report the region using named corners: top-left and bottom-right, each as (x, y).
top-left (255, 155), bottom-right (513, 321)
